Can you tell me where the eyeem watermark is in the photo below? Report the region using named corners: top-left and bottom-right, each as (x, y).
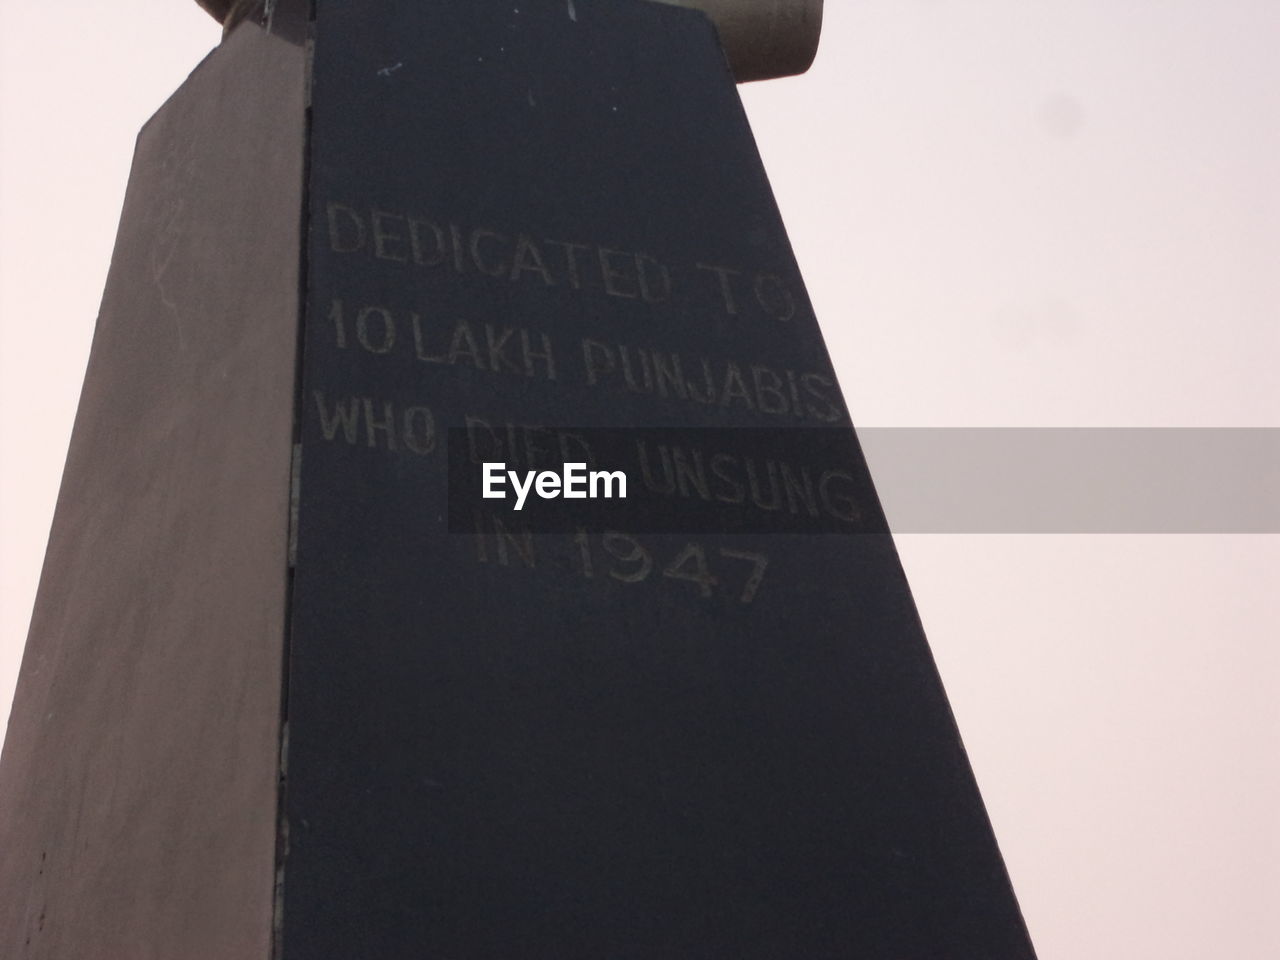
top-left (482, 462), bottom-right (627, 511)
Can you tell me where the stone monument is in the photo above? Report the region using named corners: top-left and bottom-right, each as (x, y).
top-left (0, 2), bottom-right (1037, 957)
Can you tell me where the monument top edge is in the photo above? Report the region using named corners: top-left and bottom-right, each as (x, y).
top-left (194, 0), bottom-right (823, 83)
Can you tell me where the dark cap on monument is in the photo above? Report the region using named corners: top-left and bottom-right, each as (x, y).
top-left (195, 0), bottom-right (825, 81)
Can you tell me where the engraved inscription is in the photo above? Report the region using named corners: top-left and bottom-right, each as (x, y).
top-left (468, 512), bottom-right (772, 605)
top-left (323, 297), bottom-right (844, 423)
top-left (325, 200), bottom-right (805, 323)
top-left (313, 391), bottom-right (438, 454)
top-left (309, 194), bottom-right (854, 603)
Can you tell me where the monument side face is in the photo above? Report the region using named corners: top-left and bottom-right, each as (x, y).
top-left (0, 27), bottom-right (305, 959)
top-left (283, 1), bottom-right (1036, 958)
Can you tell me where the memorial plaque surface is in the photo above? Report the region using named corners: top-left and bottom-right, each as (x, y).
top-left (280, 0), bottom-right (1036, 956)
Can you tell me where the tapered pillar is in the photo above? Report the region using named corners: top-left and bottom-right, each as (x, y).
top-left (1, 3), bottom-right (1035, 957)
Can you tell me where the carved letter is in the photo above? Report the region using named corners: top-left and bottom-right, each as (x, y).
top-left (327, 202), bottom-right (365, 253)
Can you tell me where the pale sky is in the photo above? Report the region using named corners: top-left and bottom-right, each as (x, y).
top-left (1, 2), bottom-right (1277, 958)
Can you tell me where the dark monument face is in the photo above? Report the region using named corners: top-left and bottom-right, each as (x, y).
top-left (0, 1), bottom-right (1035, 957)
top-left (283, 1), bottom-right (1035, 957)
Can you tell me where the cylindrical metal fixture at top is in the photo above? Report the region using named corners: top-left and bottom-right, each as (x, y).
top-left (194, 1), bottom-right (824, 84)
top-left (653, 0), bottom-right (823, 82)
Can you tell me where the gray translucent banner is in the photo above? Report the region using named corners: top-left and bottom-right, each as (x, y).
top-left (857, 428), bottom-right (1279, 533)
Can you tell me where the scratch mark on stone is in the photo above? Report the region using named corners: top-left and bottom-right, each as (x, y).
top-left (567, 0), bottom-right (577, 22)
top-left (151, 192), bottom-right (186, 351)
top-left (377, 62), bottom-right (404, 78)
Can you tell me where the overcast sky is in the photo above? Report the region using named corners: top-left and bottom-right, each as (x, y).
top-left (1, 2), bottom-right (1277, 958)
